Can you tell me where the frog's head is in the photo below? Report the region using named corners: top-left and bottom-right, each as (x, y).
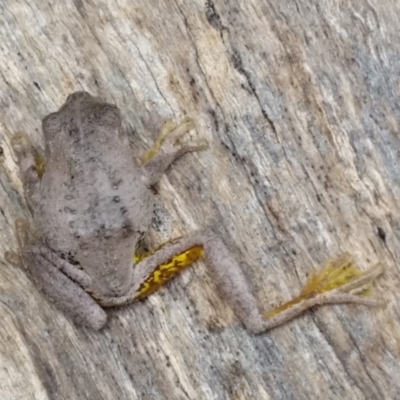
top-left (75, 227), bottom-right (138, 298)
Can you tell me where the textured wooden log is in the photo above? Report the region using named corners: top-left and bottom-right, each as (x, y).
top-left (0, 1), bottom-right (399, 399)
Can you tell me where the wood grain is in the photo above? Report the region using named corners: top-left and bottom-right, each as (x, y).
top-left (1, 1), bottom-right (399, 399)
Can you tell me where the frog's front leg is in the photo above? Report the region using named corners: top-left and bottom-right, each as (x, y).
top-left (139, 118), bottom-right (208, 186)
top-left (10, 132), bottom-right (44, 210)
top-left (97, 232), bottom-right (384, 333)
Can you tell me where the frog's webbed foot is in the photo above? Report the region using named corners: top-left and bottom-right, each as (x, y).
top-left (139, 118), bottom-right (208, 186)
top-left (262, 253), bottom-right (385, 329)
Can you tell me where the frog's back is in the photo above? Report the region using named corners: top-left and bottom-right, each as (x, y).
top-left (36, 92), bottom-right (153, 253)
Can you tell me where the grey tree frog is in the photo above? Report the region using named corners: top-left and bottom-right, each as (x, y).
top-left (6, 92), bottom-right (384, 331)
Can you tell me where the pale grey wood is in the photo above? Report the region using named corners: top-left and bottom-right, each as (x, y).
top-left (0, 1), bottom-right (399, 399)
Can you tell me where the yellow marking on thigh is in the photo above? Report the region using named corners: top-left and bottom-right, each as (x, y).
top-left (135, 245), bottom-right (204, 300)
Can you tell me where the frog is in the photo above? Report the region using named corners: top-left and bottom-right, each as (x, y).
top-left (5, 91), bottom-right (384, 331)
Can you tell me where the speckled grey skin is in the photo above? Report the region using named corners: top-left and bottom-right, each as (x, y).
top-left (9, 92), bottom-right (383, 332)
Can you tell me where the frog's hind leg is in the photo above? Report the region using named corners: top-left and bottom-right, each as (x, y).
top-left (203, 238), bottom-right (384, 332)
top-left (127, 233), bottom-right (276, 333)
top-left (139, 118), bottom-right (208, 186)
top-left (5, 220), bottom-right (107, 329)
top-left (23, 244), bottom-right (107, 330)
top-left (96, 231), bottom-right (271, 332)
top-left (97, 232), bottom-right (384, 333)
top-left (93, 233), bottom-right (206, 308)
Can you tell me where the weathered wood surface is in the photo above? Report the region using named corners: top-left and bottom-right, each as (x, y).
top-left (1, 1), bottom-right (399, 399)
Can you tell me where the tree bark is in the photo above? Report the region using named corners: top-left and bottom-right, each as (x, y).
top-left (0, 1), bottom-right (399, 399)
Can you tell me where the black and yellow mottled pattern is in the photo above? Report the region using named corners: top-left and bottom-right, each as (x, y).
top-left (134, 245), bottom-right (204, 300)
top-left (64, 237), bottom-right (203, 305)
